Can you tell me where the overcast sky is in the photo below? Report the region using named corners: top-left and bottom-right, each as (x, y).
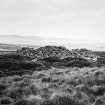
top-left (0, 0), bottom-right (105, 49)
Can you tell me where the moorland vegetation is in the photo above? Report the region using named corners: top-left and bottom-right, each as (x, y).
top-left (0, 46), bottom-right (105, 105)
top-left (1, 67), bottom-right (105, 105)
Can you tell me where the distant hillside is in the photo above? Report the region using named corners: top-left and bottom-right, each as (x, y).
top-left (0, 43), bottom-right (40, 55)
top-left (0, 43), bottom-right (21, 51)
top-left (94, 51), bottom-right (105, 58)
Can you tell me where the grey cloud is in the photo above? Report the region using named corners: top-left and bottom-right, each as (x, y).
top-left (0, 0), bottom-right (39, 22)
top-left (0, 0), bottom-right (105, 47)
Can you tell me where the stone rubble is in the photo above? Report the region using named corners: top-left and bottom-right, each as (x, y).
top-left (17, 46), bottom-right (99, 62)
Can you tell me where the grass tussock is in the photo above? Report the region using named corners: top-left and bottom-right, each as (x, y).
top-left (1, 67), bottom-right (105, 105)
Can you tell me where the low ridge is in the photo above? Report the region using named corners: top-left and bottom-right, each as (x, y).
top-left (17, 46), bottom-right (98, 62)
